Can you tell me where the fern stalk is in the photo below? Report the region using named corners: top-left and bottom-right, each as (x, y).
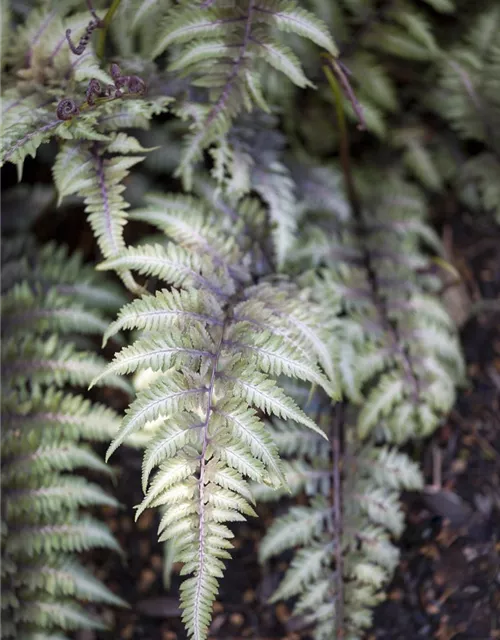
top-left (191, 321), bottom-right (227, 640)
top-left (96, 0), bottom-right (124, 59)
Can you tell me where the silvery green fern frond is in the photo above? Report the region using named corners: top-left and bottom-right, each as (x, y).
top-left (150, 0), bottom-right (337, 187)
top-left (293, 166), bottom-right (464, 443)
top-left (1, 237), bottom-right (127, 638)
top-left (95, 192), bottom-right (336, 639)
top-left (225, 111), bottom-right (298, 268)
top-left (258, 399), bottom-right (423, 640)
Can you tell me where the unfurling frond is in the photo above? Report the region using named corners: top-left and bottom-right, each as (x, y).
top-left (96, 193), bottom-right (335, 639)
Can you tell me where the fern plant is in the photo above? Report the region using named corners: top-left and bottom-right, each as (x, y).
top-left (250, 159), bottom-right (464, 638)
top-left (91, 190), bottom-right (336, 638)
top-left (0, 1), bottom-right (472, 639)
top-left (247, 54), bottom-right (463, 635)
top-left (146, 0), bottom-right (338, 189)
top-left (1, 2), bottom-right (171, 291)
top-left (1, 236), bottom-right (128, 638)
top-left (1, 1), bottom-right (341, 283)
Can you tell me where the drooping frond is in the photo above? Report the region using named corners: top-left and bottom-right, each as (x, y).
top-left (294, 166), bottom-right (464, 443)
top-left (1, 236), bottom-right (127, 638)
top-left (225, 111), bottom-right (299, 268)
top-left (150, 0), bottom-right (337, 187)
top-left (95, 193), bottom-right (336, 639)
top-left (52, 135), bottom-right (148, 292)
top-left (48, 116), bottom-right (170, 294)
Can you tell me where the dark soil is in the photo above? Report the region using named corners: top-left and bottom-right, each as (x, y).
top-left (84, 211), bottom-right (500, 640)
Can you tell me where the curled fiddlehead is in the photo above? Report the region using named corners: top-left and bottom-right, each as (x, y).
top-left (56, 98), bottom-right (80, 120)
top-left (111, 63), bottom-right (146, 95)
top-left (55, 65), bottom-right (146, 118)
top-left (86, 78), bottom-right (115, 105)
top-left (127, 75), bottom-right (146, 94)
top-left (66, 3), bottom-right (103, 56)
top-left (86, 78), bottom-right (102, 106)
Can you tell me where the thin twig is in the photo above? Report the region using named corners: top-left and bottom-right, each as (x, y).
top-left (66, 1), bottom-right (104, 56)
top-left (321, 57), bottom-right (363, 215)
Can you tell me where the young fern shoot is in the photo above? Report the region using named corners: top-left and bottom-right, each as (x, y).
top-left (1, 7), bottom-right (171, 292)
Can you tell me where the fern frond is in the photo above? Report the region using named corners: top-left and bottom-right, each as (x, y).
top-left (296, 168), bottom-right (463, 443)
top-left (2, 387), bottom-right (122, 446)
top-left (97, 193), bottom-right (333, 639)
top-left (2, 283), bottom-right (111, 338)
top-left (17, 559), bottom-right (126, 607)
top-left (2, 333), bottom-right (131, 393)
top-left (432, 5), bottom-right (500, 145)
top-left (1, 241), bottom-right (126, 311)
top-left (260, 398), bottom-right (423, 640)
top-left (1, 236), bottom-right (125, 638)
top-left (53, 137), bottom-right (147, 292)
top-left (151, 0), bottom-right (336, 186)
